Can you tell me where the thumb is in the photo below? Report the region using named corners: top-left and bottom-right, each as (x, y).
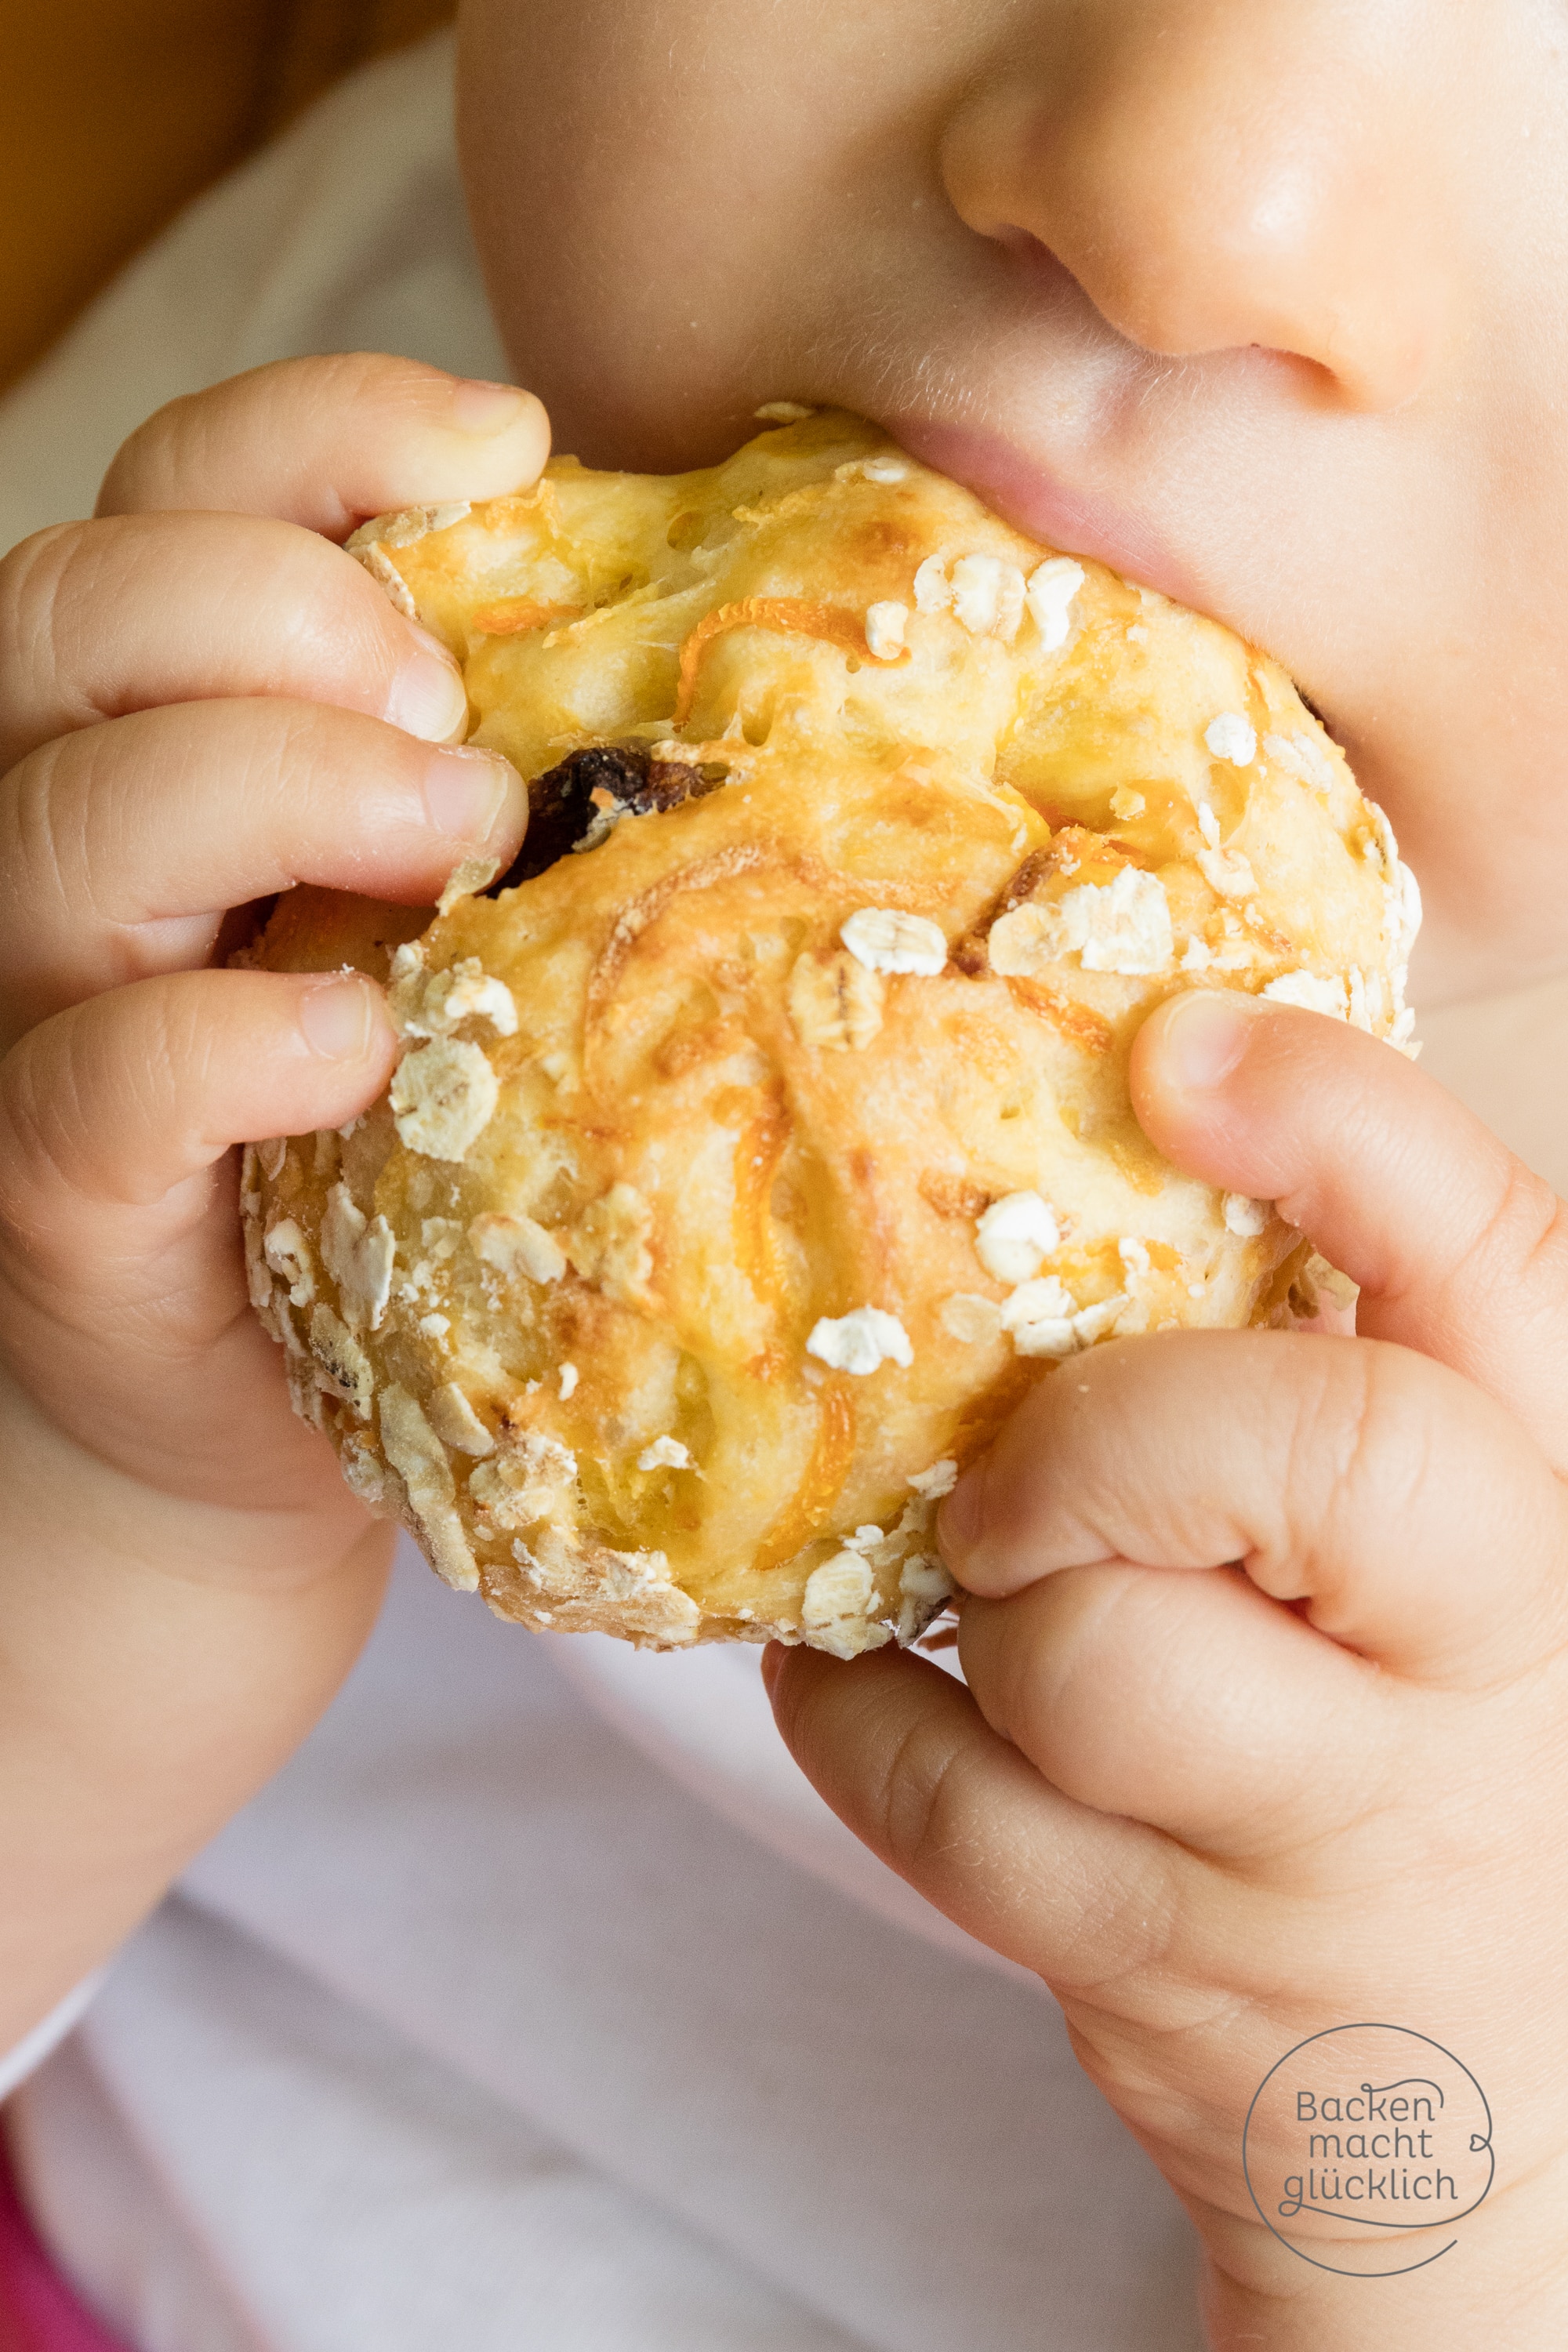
top-left (1131, 989), bottom-right (1568, 1462)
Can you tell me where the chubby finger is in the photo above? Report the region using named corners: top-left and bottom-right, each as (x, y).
top-left (954, 1565), bottom-right (1404, 1854)
top-left (763, 1641), bottom-right (1174, 1988)
top-left (97, 354), bottom-right (550, 538)
top-left (0, 702), bottom-right (523, 1036)
top-left (0, 970), bottom-right (396, 1494)
top-left (0, 512), bottom-right (467, 774)
top-left (1133, 990), bottom-right (1568, 1460)
top-left (940, 1328), bottom-right (1568, 1688)
top-left (0, 968), bottom-right (396, 1226)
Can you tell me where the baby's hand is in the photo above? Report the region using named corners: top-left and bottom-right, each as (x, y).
top-left (0, 355), bottom-right (543, 1530)
top-left (0, 358), bottom-right (544, 2042)
top-left (767, 991), bottom-right (1568, 2347)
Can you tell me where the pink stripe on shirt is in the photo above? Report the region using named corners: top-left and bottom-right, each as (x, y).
top-left (0, 2136), bottom-right (133, 2352)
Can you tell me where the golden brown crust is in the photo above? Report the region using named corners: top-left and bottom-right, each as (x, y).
top-left (241, 410), bottom-right (1417, 1653)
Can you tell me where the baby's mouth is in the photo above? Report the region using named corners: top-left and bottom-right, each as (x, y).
top-left (881, 411), bottom-right (1210, 615)
top-left (883, 408), bottom-right (1347, 752)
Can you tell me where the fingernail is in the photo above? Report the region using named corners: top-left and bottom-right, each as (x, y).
top-left (386, 625), bottom-right (469, 744)
top-left (1160, 988), bottom-right (1261, 1093)
top-left (299, 976), bottom-right (375, 1061)
top-left (423, 745), bottom-right (522, 844)
top-left (759, 1643), bottom-right (785, 1698)
top-left (449, 377), bottom-right (533, 434)
top-left (938, 1468), bottom-right (985, 1570)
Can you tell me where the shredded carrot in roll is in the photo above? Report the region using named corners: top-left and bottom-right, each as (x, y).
top-left (471, 597), bottom-right (585, 635)
top-left (672, 598), bottom-right (902, 727)
top-left (731, 1095), bottom-right (793, 1319)
top-left (750, 1379), bottom-right (857, 1577)
top-left (1004, 978), bottom-right (1116, 1056)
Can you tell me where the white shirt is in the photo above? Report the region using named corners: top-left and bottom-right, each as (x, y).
top-left (2, 34), bottom-right (1562, 2352)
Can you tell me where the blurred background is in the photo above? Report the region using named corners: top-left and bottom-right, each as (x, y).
top-left (0, 0), bottom-right (456, 393)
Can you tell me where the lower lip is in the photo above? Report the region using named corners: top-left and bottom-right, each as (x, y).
top-left (886, 415), bottom-right (1210, 612)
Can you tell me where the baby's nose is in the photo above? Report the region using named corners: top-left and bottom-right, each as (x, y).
top-left (938, 0), bottom-right (1454, 412)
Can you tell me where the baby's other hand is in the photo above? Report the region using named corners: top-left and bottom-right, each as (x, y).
top-left (768, 993), bottom-right (1568, 2347)
top-left (0, 356), bottom-right (546, 1546)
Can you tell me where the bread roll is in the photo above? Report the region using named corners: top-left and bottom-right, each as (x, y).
top-left (241, 408), bottom-right (1417, 1654)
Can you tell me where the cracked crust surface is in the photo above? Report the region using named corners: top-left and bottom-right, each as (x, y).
top-left (242, 410), bottom-right (1416, 1652)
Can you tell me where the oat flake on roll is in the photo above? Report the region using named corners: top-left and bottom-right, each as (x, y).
top-left (241, 408), bottom-right (1417, 1655)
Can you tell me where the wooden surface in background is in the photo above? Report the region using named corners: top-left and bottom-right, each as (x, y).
top-left (0, 0), bottom-right (456, 392)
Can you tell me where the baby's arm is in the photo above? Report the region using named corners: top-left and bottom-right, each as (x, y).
top-left (768, 991), bottom-right (1568, 2346)
top-left (0, 358), bottom-right (546, 2051)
